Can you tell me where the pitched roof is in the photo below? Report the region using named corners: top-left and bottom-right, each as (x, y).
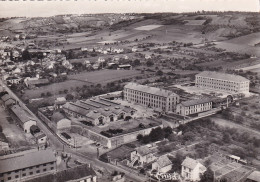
top-left (0, 133), bottom-right (8, 143)
top-left (34, 132), bottom-right (46, 140)
top-left (27, 79), bottom-right (49, 85)
top-left (4, 99), bottom-right (15, 106)
top-left (196, 71), bottom-right (249, 82)
top-left (247, 171), bottom-right (260, 182)
top-left (124, 82), bottom-right (178, 98)
top-left (181, 157), bottom-right (204, 170)
top-left (180, 98), bottom-right (212, 107)
top-left (0, 149), bottom-right (56, 174)
top-left (26, 164), bottom-right (96, 182)
top-left (1, 94), bottom-right (12, 102)
top-left (136, 146), bottom-right (152, 156)
top-left (10, 105), bottom-right (36, 124)
top-left (51, 112), bottom-right (68, 123)
top-left (156, 156), bottom-right (172, 168)
top-left (107, 145), bottom-right (134, 161)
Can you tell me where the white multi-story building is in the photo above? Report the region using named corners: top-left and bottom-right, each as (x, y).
top-left (124, 82), bottom-right (180, 113)
top-left (176, 98), bottom-right (212, 116)
top-left (181, 157), bottom-right (206, 181)
top-left (195, 71), bottom-right (250, 93)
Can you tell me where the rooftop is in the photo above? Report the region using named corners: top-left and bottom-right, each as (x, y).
top-left (136, 145), bottom-right (153, 156)
top-left (155, 156), bottom-right (172, 168)
top-left (196, 71), bottom-right (249, 82)
top-left (247, 171), bottom-right (260, 182)
top-left (106, 145), bottom-right (134, 161)
top-left (51, 112), bottom-right (68, 123)
top-left (10, 105), bottom-right (35, 124)
top-left (181, 157), bottom-right (205, 170)
top-left (0, 149), bottom-right (56, 174)
top-left (180, 98), bottom-right (212, 107)
top-left (1, 94), bottom-right (12, 102)
top-left (26, 164), bottom-right (96, 182)
top-left (124, 82), bottom-right (178, 98)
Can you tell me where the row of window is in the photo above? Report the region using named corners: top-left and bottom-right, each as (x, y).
top-left (125, 89), bottom-right (168, 101)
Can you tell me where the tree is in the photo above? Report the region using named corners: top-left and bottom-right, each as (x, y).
top-left (149, 127), bottom-right (165, 142)
top-left (156, 70), bottom-right (163, 76)
top-left (137, 134), bottom-right (143, 141)
top-left (146, 60), bottom-right (154, 67)
top-left (200, 168), bottom-right (214, 182)
top-left (132, 59), bottom-right (141, 66)
top-left (66, 94), bottom-right (74, 101)
top-left (22, 49), bottom-right (31, 61)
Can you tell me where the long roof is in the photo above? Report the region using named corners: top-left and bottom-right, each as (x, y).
top-left (26, 164), bottom-right (96, 182)
top-left (136, 146), bottom-right (152, 156)
top-left (0, 149), bottom-right (56, 174)
top-left (124, 82), bottom-right (178, 98)
top-left (10, 105), bottom-right (36, 124)
top-left (196, 71), bottom-right (249, 82)
top-left (180, 98), bottom-right (212, 107)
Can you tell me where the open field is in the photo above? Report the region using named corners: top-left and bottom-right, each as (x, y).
top-left (68, 69), bottom-right (142, 83)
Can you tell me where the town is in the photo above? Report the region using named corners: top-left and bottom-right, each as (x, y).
top-left (0, 11), bottom-right (260, 182)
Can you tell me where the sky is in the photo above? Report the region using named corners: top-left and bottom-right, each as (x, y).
top-left (0, 0), bottom-right (259, 18)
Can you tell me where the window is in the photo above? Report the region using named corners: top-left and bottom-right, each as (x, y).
top-left (22, 173), bottom-right (26, 177)
top-left (36, 170), bottom-right (40, 174)
top-left (29, 172), bottom-right (33, 175)
top-left (7, 177), bottom-right (11, 180)
top-left (29, 167), bottom-right (33, 169)
top-left (50, 167), bottom-right (54, 170)
top-left (15, 175), bottom-right (19, 179)
top-left (43, 164), bottom-right (46, 166)
top-left (43, 169), bottom-right (47, 172)
top-left (22, 168), bottom-right (26, 171)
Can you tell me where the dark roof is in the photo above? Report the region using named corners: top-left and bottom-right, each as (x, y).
top-left (1, 94), bottom-right (12, 102)
top-left (0, 149), bottom-right (56, 174)
top-left (180, 98), bottom-right (212, 107)
top-left (107, 145), bottom-right (135, 161)
top-left (4, 99), bottom-right (15, 106)
top-left (0, 133), bottom-right (8, 143)
top-left (51, 112), bottom-right (67, 123)
top-left (34, 132), bottom-right (46, 140)
top-left (27, 79), bottom-right (49, 85)
top-left (26, 164), bottom-right (96, 182)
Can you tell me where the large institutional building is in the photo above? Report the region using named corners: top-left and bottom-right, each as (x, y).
top-left (124, 82), bottom-right (180, 113)
top-left (195, 71), bottom-right (250, 93)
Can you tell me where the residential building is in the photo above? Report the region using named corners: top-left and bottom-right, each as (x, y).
top-left (195, 71), bottom-right (250, 93)
top-left (129, 146), bottom-right (156, 167)
top-left (10, 105), bottom-right (37, 133)
top-left (176, 98), bottom-right (213, 116)
top-left (181, 157), bottom-right (206, 181)
top-left (246, 171), bottom-right (260, 182)
top-left (34, 132), bottom-right (47, 145)
top-left (0, 133), bottom-right (9, 150)
top-left (54, 97), bottom-right (66, 109)
top-left (25, 79), bottom-right (49, 89)
top-left (105, 145), bottom-right (135, 165)
top-left (124, 82), bottom-right (180, 113)
top-left (0, 149), bottom-right (56, 182)
top-left (152, 156), bottom-right (172, 173)
top-left (63, 97), bottom-right (135, 126)
top-left (26, 164), bottom-right (96, 182)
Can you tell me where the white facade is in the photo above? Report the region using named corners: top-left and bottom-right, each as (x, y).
top-left (124, 83), bottom-right (180, 113)
top-left (176, 99), bottom-right (212, 116)
top-left (196, 71), bottom-right (250, 93)
top-left (181, 157), bottom-right (206, 181)
top-left (23, 120), bottom-right (37, 133)
top-left (56, 118), bottom-right (71, 131)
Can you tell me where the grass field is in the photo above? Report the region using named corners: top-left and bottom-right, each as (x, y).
top-left (68, 69), bottom-right (142, 83)
top-left (135, 25), bottom-right (163, 31)
top-left (24, 69), bottom-right (142, 99)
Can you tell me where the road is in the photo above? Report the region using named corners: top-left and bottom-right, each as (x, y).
top-left (0, 80), bottom-right (146, 182)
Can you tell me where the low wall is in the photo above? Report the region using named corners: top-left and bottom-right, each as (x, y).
top-left (71, 124), bottom-right (163, 148)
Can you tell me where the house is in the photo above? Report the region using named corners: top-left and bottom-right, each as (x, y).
top-left (176, 98), bottom-right (213, 116)
top-left (145, 54), bottom-right (151, 59)
top-left (12, 67), bottom-right (22, 74)
top-left (152, 156), bottom-right (172, 173)
top-left (132, 47), bottom-right (138, 52)
top-left (54, 97), bottom-right (67, 109)
top-left (105, 145), bottom-right (135, 165)
top-left (0, 149), bottom-right (56, 182)
top-left (97, 57), bottom-right (105, 63)
top-left (51, 112), bottom-right (71, 132)
top-left (62, 60), bottom-right (73, 70)
top-left (181, 157), bottom-right (206, 181)
top-left (25, 164), bottom-right (97, 182)
top-left (0, 133), bottom-right (9, 150)
top-left (129, 146), bottom-right (156, 167)
top-left (34, 132), bottom-right (47, 145)
top-left (246, 171), bottom-right (260, 182)
top-left (10, 105), bottom-right (37, 133)
top-left (111, 172), bottom-right (125, 182)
